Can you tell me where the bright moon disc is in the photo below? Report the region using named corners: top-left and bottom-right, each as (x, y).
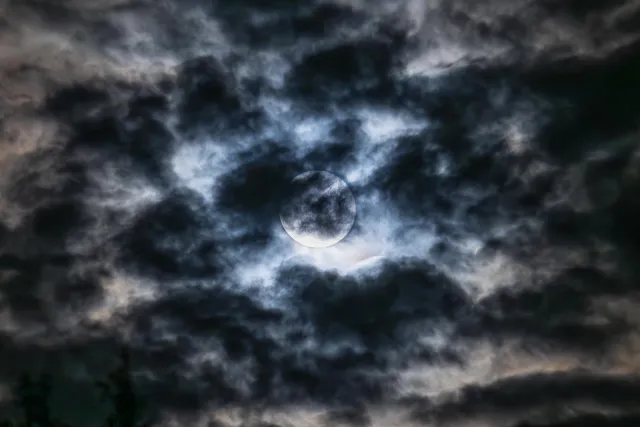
top-left (280, 171), bottom-right (356, 248)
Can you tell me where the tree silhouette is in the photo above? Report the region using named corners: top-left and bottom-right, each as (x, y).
top-left (96, 346), bottom-right (151, 427)
top-left (0, 346), bottom-right (151, 427)
top-left (1, 371), bottom-right (72, 427)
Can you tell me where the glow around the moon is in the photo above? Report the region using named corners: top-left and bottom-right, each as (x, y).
top-left (280, 171), bottom-right (356, 248)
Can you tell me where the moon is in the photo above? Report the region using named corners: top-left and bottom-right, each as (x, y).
top-left (280, 171), bottom-right (356, 248)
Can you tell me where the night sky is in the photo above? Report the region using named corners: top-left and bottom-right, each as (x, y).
top-left (2, 1), bottom-right (640, 426)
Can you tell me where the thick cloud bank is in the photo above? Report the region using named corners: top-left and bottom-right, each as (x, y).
top-left (2, 0), bottom-right (640, 426)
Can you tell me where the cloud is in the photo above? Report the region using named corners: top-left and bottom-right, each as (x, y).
top-left (2, 0), bottom-right (640, 426)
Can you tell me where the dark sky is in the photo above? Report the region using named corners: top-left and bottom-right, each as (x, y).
top-left (1, 0), bottom-right (640, 426)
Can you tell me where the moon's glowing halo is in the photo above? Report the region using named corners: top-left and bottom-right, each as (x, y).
top-left (280, 228), bottom-right (343, 248)
top-left (280, 171), bottom-right (357, 248)
top-left (289, 238), bottom-right (386, 272)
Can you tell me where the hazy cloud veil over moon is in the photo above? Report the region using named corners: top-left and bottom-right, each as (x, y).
top-left (2, 1), bottom-right (640, 426)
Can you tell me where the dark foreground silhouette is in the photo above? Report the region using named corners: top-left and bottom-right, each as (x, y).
top-left (0, 347), bottom-right (150, 427)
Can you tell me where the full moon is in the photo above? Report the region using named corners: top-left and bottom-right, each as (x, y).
top-left (280, 171), bottom-right (356, 248)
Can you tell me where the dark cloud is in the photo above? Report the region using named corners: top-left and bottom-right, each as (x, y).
top-left (215, 143), bottom-right (300, 221)
top-left (462, 265), bottom-right (633, 353)
top-left (116, 188), bottom-right (221, 279)
top-left (212, 1), bottom-right (369, 49)
top-left (285, 34), bottom-right (405, 105)
top-left (175, 55), bottom-right (250, 134)
top-left (411, 372), bottom-right (640, 425)
top-left (514, 413), bottom-right (640, 427)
